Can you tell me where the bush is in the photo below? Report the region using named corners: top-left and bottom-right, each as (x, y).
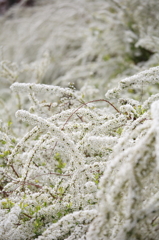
top-left (1, 0), bottom-right (159, 239)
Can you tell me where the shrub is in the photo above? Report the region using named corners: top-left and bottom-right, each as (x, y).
top-left (1, 0), bottom-right (159, 239)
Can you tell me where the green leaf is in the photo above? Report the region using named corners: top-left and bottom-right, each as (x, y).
top-left (0, 140), bottom-right (6, 145)
top-left (0, 150), bottom-right (11, 158)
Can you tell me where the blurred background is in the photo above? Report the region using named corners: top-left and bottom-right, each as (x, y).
top-left (0, 0), bottom-right (159, 120)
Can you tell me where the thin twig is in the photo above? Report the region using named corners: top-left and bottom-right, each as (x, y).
top-left (9, 164), bottom-right (19, 178)
top-left (22, 212), bottom-right (32, 219)
top-left (76, 113), bottom-right (84, 122)
top-left (62, 99), bottom-right (121, 130)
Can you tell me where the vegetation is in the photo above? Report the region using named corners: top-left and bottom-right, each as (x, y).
top-left (0, 0), bottom-right (159, 239)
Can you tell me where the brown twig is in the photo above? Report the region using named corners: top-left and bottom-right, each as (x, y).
top-left (76, 113), bottom-right (84, 122)
top-left (10, 164), bottom-right (19, 178)
top-left (22, 212), bottom-right (32, 219)
top-left (62, 99), bottom-right (121, 130)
